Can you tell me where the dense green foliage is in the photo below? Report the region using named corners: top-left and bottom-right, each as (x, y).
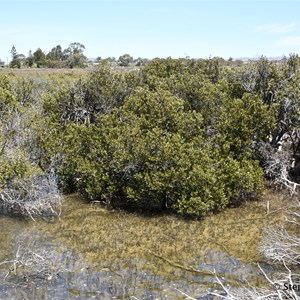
top-left (1, 55), bottom-right (300, 217)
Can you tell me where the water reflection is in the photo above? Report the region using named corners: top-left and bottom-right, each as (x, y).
top-left (0, 193), bottom-right (284, 299)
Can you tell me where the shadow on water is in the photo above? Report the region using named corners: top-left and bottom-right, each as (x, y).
top-left (0, 191), bottom-right (287, 299)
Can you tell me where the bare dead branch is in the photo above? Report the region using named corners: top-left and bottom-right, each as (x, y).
top-left (0, 174), bottom-right (62, 219)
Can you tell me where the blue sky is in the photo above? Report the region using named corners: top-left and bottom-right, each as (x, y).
top-left (1, 0), bottom-right (300, 62)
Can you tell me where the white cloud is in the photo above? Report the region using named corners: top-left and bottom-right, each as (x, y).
top-left (256, 23), bottom-right (296, 34)
top-left (276, 36), bottom-right (300, 47)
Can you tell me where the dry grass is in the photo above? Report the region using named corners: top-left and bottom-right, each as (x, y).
top-left (0, 66), bottom-right (140, 77)
top-left (0, 68), bottom-right (89, 76)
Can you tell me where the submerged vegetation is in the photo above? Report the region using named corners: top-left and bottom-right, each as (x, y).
top-left (0, 192), bottom-right (290, 299)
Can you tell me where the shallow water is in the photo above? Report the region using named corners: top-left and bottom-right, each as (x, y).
top-left (0, 192), bottom-right (285, 299)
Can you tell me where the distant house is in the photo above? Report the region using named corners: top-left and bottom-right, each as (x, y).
top-left (0, 60), bottom-right (5, 68)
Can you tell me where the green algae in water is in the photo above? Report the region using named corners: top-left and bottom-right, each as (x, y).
top-left (0, 191), bottom-right (287, 299)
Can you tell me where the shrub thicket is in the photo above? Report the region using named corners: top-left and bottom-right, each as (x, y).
top-left (1, 55), bottom-right (300, 217)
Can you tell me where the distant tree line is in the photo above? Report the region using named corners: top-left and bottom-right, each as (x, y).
top-left (5, 43), bottom-right (150, 69)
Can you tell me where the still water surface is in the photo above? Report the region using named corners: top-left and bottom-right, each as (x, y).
top-left (0, 193), bottom-right (283, 299)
